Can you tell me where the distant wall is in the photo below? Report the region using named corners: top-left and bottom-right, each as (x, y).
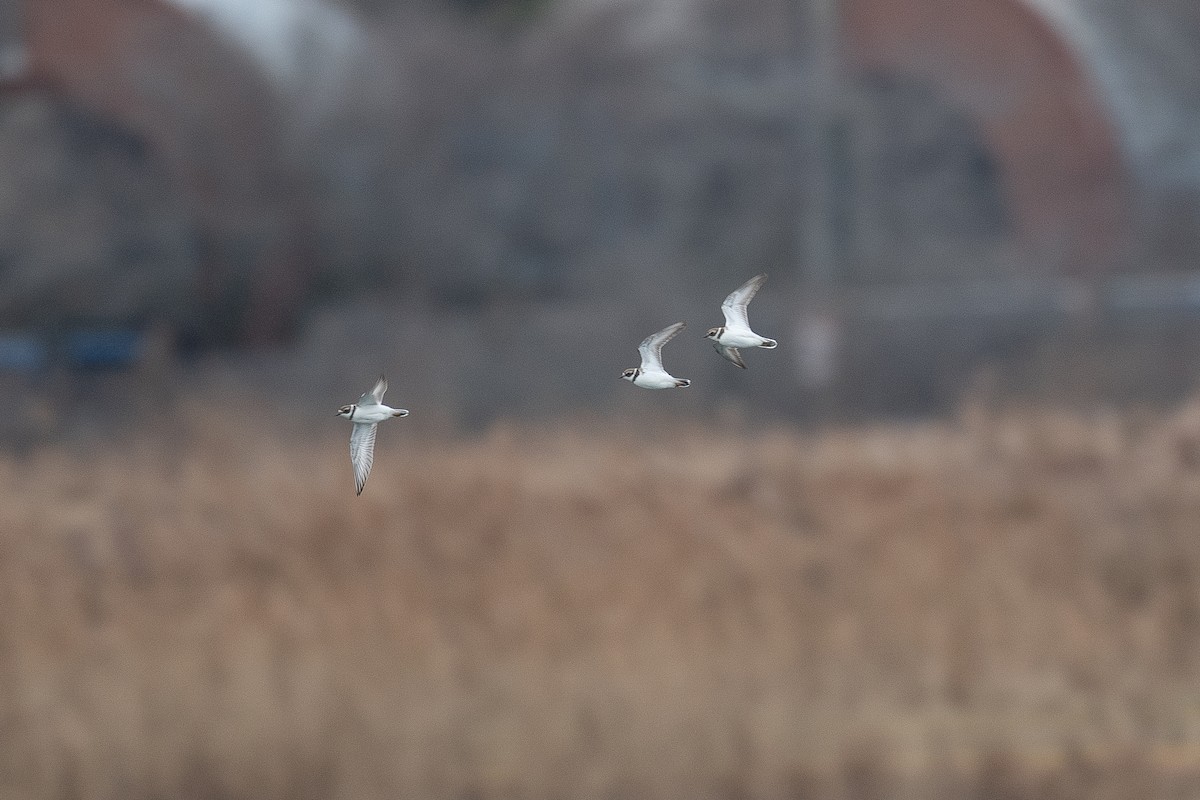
top-left (0, 0), bottom-right (311, 344)
top-left (843, 0), bottom-right (1130, 276)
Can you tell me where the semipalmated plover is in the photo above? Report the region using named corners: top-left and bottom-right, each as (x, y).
top-left (622, 321), bottom-right (691, 389)
top-left (336, 375), bottom-right (409, 495)
top-left (703, 273), bottom-right (777, 368)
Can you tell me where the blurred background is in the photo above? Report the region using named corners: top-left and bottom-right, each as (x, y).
top-left (8, 0), bottom-right (1200, 427)
top-left (5, 0), bottom-right (1200, 797)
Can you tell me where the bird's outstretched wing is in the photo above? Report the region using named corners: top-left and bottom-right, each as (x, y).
top-left (350, 422), bottom-right (378, 495)
top-left (359, 375), bottom-right (388, 406)
top-left (715, 344), bottom-right (747, 369)
top-left (638, 321), bottom-right (686, 372)
top-left (721, 274), bottom-right (767, 330)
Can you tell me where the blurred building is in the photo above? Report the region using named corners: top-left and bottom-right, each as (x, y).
top-left (2, 0), bottom-right (1200, 411)
top-left (305, 0), bottom-right (1200, 302)
top-left (0, 0), bottom-right (310, 351)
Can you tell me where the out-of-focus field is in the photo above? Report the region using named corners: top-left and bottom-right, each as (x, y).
top-left (6, 398), bottom-right (1200, 799)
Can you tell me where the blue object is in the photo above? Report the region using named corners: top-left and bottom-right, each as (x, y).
top-left (0, 335), bottom-right (48, 372)
top-left (64, 330), bottom-right (144, 370)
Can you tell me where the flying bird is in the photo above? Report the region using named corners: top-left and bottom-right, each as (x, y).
top-left (335, 375), bottom-right (409, 495)
top-left (704, 273), bottom-right (778, 368)
top-left (622, 321), bottom-right (691, 389)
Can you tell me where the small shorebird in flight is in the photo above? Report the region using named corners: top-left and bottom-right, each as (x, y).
top-left (704, 273), bottom-right (778, 368)
top-left (622, 321), bottom-right (691, 389)
top-left (336, 375), bottom-right (409, 495)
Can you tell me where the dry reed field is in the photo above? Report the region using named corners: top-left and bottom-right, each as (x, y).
top-left (5, 396), bottom-right (1200, 799)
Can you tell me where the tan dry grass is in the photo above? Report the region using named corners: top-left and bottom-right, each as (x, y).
top-left (5, 399), bottom-right (1200, 798)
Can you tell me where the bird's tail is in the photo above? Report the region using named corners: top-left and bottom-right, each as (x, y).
top-left (759, 338), bottom-right (778, 349)
top-left (675, 379), bottom-right (691, 388)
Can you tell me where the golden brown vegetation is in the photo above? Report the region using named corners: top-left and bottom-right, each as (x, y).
top-left (6, 398), bottom-right (1200, 799)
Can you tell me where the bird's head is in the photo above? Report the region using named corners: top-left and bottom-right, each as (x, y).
top-left (336, 405), bottom-right (354, 418)
top-left (704, 327), bottom-right (722, 340)
top-left (621, 368), bottom-right (638, 382)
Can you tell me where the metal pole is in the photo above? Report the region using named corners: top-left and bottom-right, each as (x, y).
top-left (794, 0), bottom-right (844, 407)
top-left (798, 0), bottom-right (840, 297)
